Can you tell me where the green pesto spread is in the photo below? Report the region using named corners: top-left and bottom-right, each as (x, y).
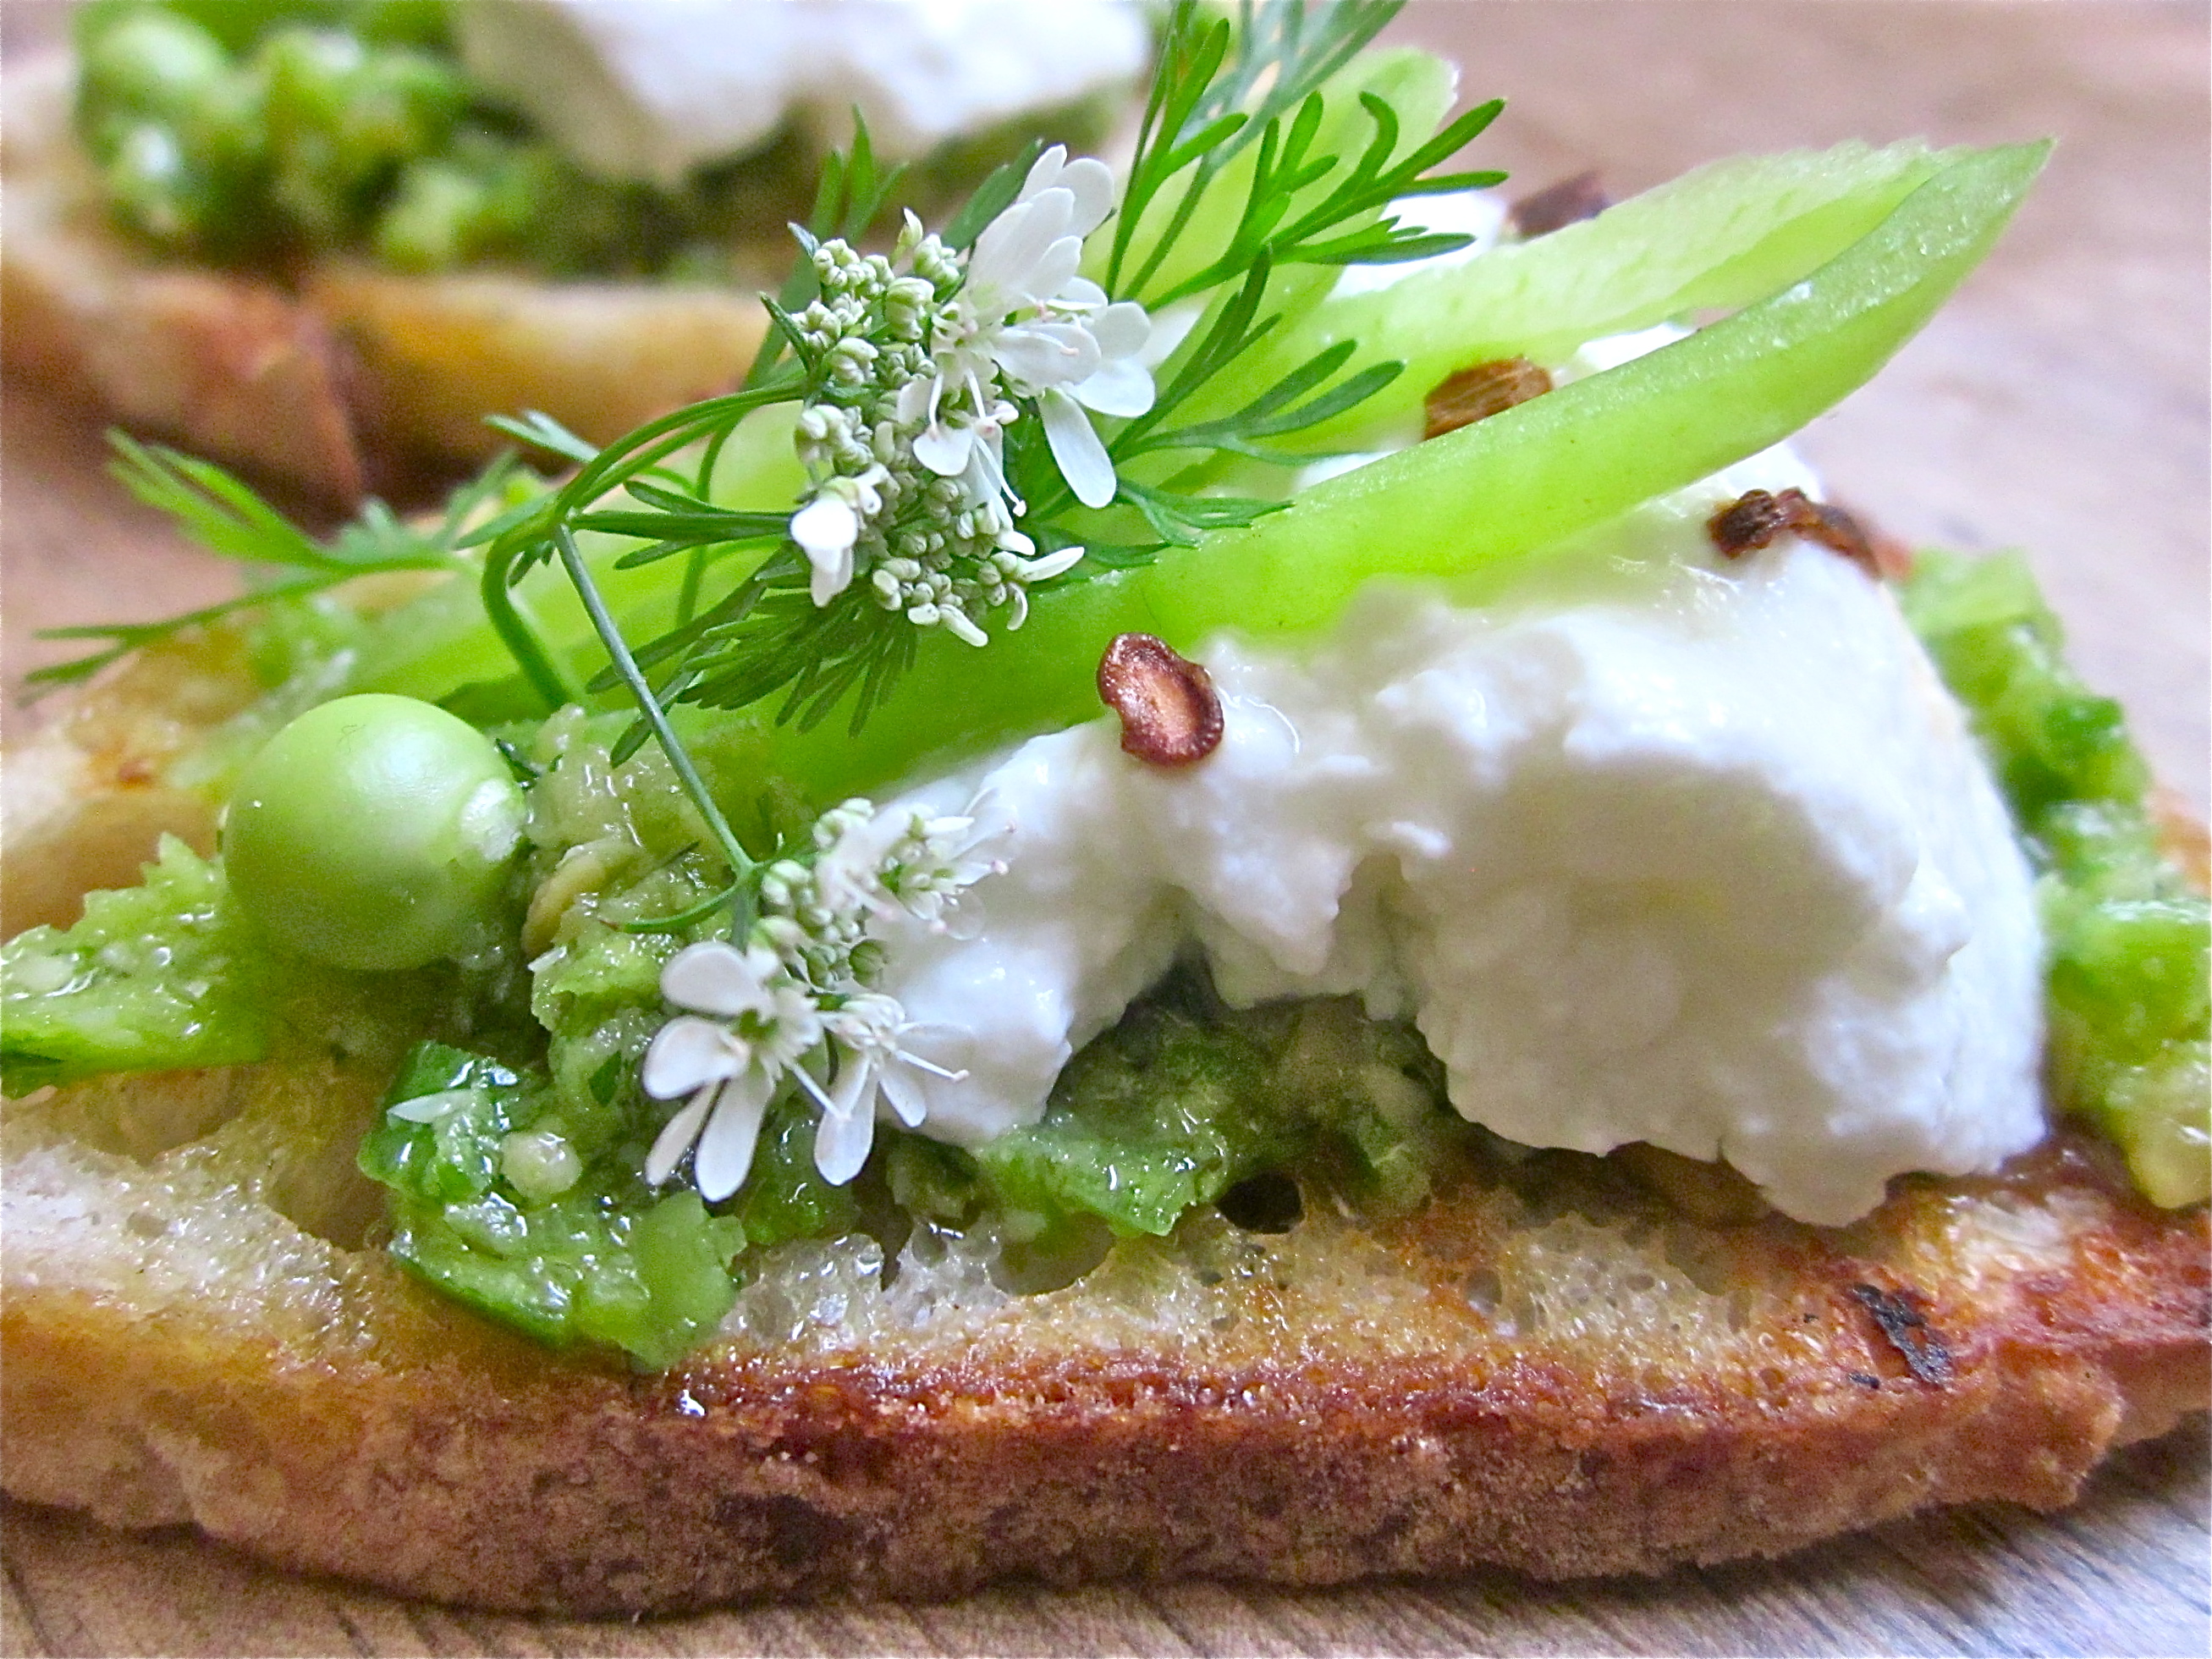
top-left (69, 0), bottom-right (1106, 280)
top-left (4, 547), bottom-right (2204, 1368)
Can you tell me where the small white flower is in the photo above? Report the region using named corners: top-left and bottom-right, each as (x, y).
top-left (938, 145), bottom-right (1156, 510)
top-left (1020, 543), bottom-right (1086, 582)
top-left (642, 1058), bottom-right (776, 1202)
top-left (813, 994), bottom-right (976, 1183)
top-left (640, 940), bottom-right (823, 1200)
top-left (1039, 387), bottom-right (1116, 509)
top-left (813, 802), bottom-right (1005, 934)
top-left (965, 149), bottom-right (1111, 321)
top-left (791, 495), bottom-right (860, 604)
top-left (902, 371), bottom-right (1020, 513)
top-left (660, 939), bottom-right (780, 1018)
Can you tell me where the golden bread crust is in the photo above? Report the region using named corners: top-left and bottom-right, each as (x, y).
top-left (3, 1066), bottom-right (2204, 1615)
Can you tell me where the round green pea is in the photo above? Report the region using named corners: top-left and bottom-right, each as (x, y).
top-left (81, 11), bottom-right (230, 123)
top-left (104, 121), bottom-right (201, 243)
top-left (223, 694), bottom-right (526, 972)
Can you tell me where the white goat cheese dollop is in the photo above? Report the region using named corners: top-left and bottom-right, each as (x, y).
top-left (872, 449), bottom-right (2046, 1227)
top-left (454, 0), bottom-right (1149, 186)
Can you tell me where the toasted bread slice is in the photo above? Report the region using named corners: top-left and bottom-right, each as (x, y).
top-left (2, 600), bottom-right (2204, 1616)
top-left (3, 1038), bottom-right (2204, 1613)
top-left (0, 54), bottom-right (768, 504)
top-left (3, 659), bottom-right (2206, 1612)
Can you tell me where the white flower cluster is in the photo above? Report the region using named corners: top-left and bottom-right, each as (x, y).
top-left (639, 800), bottom-right (999, 1201)
top-left (787, 146), bottom-right (1154, 644)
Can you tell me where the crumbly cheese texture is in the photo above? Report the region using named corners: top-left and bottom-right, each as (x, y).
top-left (454, 0), bottom-right (1150, 185)
top-left (873, 451), bottom-right (2047, 1226)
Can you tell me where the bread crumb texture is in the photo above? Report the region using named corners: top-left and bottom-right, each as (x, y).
top-left (4, 1048), bottom-right (2204, 1612)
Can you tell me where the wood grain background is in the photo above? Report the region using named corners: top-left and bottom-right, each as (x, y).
top-left (3, 3), bottom-right (2206, 1654)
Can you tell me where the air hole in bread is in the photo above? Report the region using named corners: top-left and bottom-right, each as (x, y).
top-left (993, 1215), bottom-right (1115, 1294)
top-left (13, 1066), bottom-right (250, 1161)
top-left (190, 1059), bottom-right (391, 1250)
top-left (1217, 1171), bottom-right (1304, 1233)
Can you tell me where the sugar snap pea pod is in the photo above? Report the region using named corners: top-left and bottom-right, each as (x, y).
top-left (1210, 139), bottom-right (1948, 446)
top-left (339, 146), bottom-right (1954, 721)
top-left (764, 141), bottom-right (2049, 801)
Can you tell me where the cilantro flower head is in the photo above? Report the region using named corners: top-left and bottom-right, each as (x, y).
top-left (779, 142), bottom-right (1150, 654)
top-left (925, 146), bottom-right (1156, 508)
top-left (638, 796), bottom-right (998, 1199)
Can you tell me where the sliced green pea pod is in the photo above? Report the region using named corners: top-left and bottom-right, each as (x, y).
top-left (761, 140), bottom-right (2050, 799)
top-left (1225, 138), bottom-right (1949, 444)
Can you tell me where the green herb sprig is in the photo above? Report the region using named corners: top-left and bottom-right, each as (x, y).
top-left (37, 0), bottom-right (1505, 920)
top-left (504, 0), bottom-right (1499, 756)
top-left (29, 434), bottom-right (510, 689)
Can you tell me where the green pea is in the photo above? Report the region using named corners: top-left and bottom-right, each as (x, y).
top-left (81, 10), bottom-right (230, 123)
top-left (258, 25), bottom-right (367, 143)
top-left (374, 159), bottom-right (492, 271)
top-left (103, 120), bottom-right (202, 243)
top-left (223, 694), bottom-right (526, 973)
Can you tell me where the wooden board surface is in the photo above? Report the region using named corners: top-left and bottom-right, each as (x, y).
top-left (3, 3), bottom-right (2206, 1654)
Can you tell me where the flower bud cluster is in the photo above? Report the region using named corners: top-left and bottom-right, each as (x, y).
top-left (786, 217), bottom-right (1087, 648)
top-left (747, 800), bottom-right (877, 991)
top-left (740, 796), bottom-right (994, 996)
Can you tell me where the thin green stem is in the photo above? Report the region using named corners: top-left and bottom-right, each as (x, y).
top-left (553, 525), bottom-right (757, 921)
top-left (677, 548), bottom-right (706, 626)
top-left (479, 541), bottom-right (581, 710)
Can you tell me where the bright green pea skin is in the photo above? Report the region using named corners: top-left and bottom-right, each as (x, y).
top-left (79, 8), bottom-right (231, 127)
top-left (223, 694), bottom-right (526, 973)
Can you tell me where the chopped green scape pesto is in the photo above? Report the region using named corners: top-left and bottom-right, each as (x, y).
top-left (0, 837), bottom-right (269, 1094)
top-left (360, 1042), bottom-right (748, 1368)
top-left (69, 0), bottom-right (1109, 279)
top-left (0, 835), bottom-right (536, 1100)
top-left (355, 971), bottom-right (1463, 1365)
top-left (961, 982), bottom-right (1460, 1237)
top-left (1904, 551), bottom-right (2210, 1207)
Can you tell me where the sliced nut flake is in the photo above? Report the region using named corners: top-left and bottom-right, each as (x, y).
top-left (1098, 633), bottom-right (1224, 768)
top-left (1707, 486), bottom-right (1891, 579)
top-left (1510, 170), bottom-right (1611, 238)
top-left (1423, 358), bottom-right (1554, 440)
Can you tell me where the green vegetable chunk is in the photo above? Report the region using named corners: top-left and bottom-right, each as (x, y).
top-left (0, 835), bottom-right (272, 1095)
top-left (360, 1042), bottom-right (747, 1369)
top-left (224, 693), bottom-right (525, 972)
top-left (79, 8), bottom-right (230, 125)
top-left (1904, 551), bottom-right (2210, 1207)
top-left (916, 983), bottom-right (1462, 1241)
